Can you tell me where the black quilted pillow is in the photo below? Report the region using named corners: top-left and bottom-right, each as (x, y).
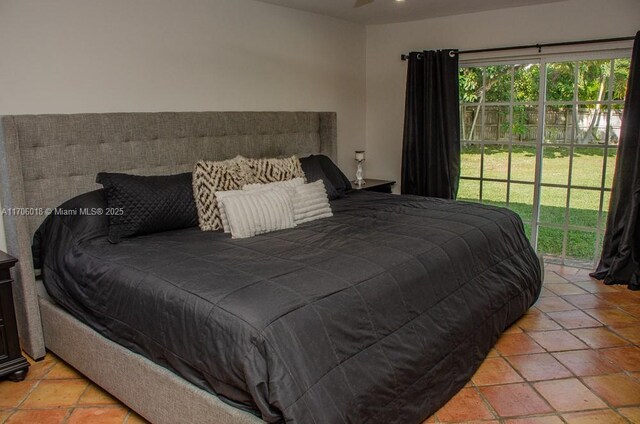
top-left (96, 172), bottom-right (198, 243)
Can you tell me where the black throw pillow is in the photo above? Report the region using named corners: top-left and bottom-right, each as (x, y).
top-left (96, 172), bottom-right (198, 243)
top-left (300, 155), bottom-right (352, 200)
top-left (300, 156), bottom-right (339, 200)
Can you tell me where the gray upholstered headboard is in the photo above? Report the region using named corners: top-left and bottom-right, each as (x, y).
top-left (0, 111), bottom-right (337, 359)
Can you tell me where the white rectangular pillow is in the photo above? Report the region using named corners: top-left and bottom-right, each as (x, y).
top-left (289, 180), bottom-right (333, 224)
top-left (216, 178), bottom-right (331, 236)
top-left (217, 178), bottom-right (305, 233)
top-left (217, 188), bottom-right (296, 239)
top-left (216, 189), bottom-right (241, 233)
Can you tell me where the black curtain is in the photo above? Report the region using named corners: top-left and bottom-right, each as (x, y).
top-left (591, 31), bottom-right (640, 291)
top-left (401, 50), bottom-right (460, 199)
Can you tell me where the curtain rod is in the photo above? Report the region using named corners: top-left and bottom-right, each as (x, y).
top-left (400, 36), bottom-right (635, 61)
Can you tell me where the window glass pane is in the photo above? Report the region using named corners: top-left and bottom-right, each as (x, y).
top-left (483, 144), bottom-right (509, 180)
top-left (541, 147), bottom-right (570, 185)
top-left (483, 106), bottom-right (510, 141)
top-left (609, 105), bottom-right (623, 145)
top-left (509, 183), bottom-right (534, 223)
top-left (510, 146), bottom-right (536, 182)
top-left (460, 144), bottom-right (481, 178)
top-left (601, 191), bottom-right (611, 223)
top-left (458, 58), bottom-right (629, 265)
top-left (482, 181), bottom-right (508, 208)
top-left (460, 67), bottom-right (483, 103)
top-left (576, 105), bottom-right (607, 144)
top-left (547, 62), bottom-right (575, 101)
top-left (578, 60), bottom-right (611, 101)
top-left (485, 65), bottom-right (511, 103)
top-left (545, 105), bottom-right (574, 144)
top-left (538, 226), bottom-right (564, 257)
top-left (514, 63), bottom-right (539, 102)
top-left (457, 179), bottom-right (480, 202)
top-left (539, 186), bottom-right (567, 225)
top-left (604, 149), bottom-right (617, 189)
top-left (613, 58), bottom-right (631, 101)
top-left (572, 147), bottom-right (604, 188)
top-left (512, 106), bottom-right (538, 143)
top-left (568, 188), bottom-right (600, 228)
top-left (566, 230), bottom-right (596, 260)
top-left (461, 105), bottom-right (482, 140)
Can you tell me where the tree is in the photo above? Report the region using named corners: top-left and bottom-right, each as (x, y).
top-left (459, 59), bottom-right (630, 145)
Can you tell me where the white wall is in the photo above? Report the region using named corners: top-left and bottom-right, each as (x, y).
top-left (366, 0), bottom-right (640, 192)
top-left (2, 0), bottom-right (640, 251)
top-left (0, 0), bottom-right (367, 251)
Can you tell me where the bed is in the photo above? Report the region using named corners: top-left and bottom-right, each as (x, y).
top-left (0, 112), bottom-right (542, 424)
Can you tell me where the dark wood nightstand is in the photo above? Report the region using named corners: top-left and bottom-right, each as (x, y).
top-left (351, 179), bottom-right (396, 194)
top-left (0, 251), bottom-right (29, 382)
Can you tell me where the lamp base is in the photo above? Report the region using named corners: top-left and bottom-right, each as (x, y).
top-left (355, 160), bottom-right (365, 186)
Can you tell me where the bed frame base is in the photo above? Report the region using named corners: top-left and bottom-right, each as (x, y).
top-left (39, 297), bottom-right (263, 424)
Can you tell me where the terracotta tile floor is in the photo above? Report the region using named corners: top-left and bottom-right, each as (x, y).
top-left (1, 265), bottom-right (639, 423)
top-left (0, 353), bottom-right (148, 424)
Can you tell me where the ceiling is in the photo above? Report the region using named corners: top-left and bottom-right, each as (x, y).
top-left (254, 0), bottom-right (566, 24)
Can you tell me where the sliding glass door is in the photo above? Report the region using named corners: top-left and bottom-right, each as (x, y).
top-left (458, 55), bottom-right (630, 267)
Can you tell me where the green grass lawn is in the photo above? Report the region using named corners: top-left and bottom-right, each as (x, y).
top-left (458, 145), bottom-right (617, 261)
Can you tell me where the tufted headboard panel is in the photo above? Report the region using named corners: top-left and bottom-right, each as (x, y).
top-left (0, 111), bottom-right (337, 359)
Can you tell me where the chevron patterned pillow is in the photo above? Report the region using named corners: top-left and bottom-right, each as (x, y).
top-left (242, 155), bottom-right (305, 184)
top-left (192, 156), bottom-right (248, 231)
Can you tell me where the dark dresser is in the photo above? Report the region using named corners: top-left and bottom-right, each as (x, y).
top-left (0, 251), bottom-right (29, 381)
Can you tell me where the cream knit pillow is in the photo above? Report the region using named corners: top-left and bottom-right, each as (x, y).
top-left (217, 178), bottom-right (305, 233)
top-left (289, 180), bottom-right (333, 225)
top-left (217, 179), bottom-right (332, 237)
top-left (217, 189), bottom-right (296, 239)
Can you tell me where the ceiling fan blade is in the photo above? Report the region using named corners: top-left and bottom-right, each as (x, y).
top-left (354, 0), bottom-right (374, 8)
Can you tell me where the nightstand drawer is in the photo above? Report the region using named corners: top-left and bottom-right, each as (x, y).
top-left (0, 279), bottom-right (11, 326)
top-left (0, 252), bottom-right (30, 381)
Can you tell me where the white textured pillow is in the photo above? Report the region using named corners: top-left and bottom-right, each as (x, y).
top-left (216, 189), bottom-right (241, 233)
top-left (289, 180), bottom-right (333, 225)
top-left (217, 189), bottom-right (296, 239)
top-left (217, 178), bottom-right (306, 233)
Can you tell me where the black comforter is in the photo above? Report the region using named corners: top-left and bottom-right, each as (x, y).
top-left (38, 191), bottom-right (542, 423)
